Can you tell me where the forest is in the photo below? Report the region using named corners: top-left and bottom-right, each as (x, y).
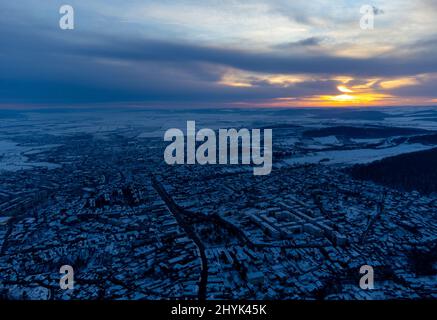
top-left (350, 147), bottom-right (437, 194)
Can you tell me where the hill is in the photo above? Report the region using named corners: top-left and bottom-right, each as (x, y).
top-left (350, 147), bottom-right (437, 194)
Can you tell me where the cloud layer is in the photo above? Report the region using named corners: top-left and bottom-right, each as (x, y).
top-left (0, 0), bottom-right (436, 107)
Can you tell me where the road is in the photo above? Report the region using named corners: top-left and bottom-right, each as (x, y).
top-left (151, 176), bottom-right (208, 300)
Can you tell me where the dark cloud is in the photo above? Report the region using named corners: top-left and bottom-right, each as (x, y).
top-left (383, 80), bottom-right (437, 98)
top-left (72, 36), bottom-right (437, 77)
top-left (0, 1), bottom-right (436, 105)
top-left (296, 37), bottom-right (325, 46)
top-left (274, 37), bottom-right (326, 49)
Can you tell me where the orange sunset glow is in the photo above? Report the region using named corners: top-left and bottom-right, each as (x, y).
top-left (1, 1), bottom-right (436, 108)
top-left (220, 72), bottom-right (436, 107)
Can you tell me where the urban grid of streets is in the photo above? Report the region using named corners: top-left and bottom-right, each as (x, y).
top-left (0, 125), bottom-right (436, 300)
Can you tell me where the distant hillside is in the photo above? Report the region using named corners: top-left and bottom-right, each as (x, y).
top-left (0, 110), bottom-right (26, 119)
top-left (407, 133), bottom-right (437, 144)
top-left (303, 126), bottom-right (428, 139)
top-left (310, 110), bottom-right (391, 121)
top-left (392, 133), bottom-right (437, 145)
top-left (350, 148), bottom-right (437, 194)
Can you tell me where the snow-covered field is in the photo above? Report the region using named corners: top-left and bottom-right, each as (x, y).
top-left (0, 140), bottom-right (61, 172)
top-left (1, 106), bottom-right (437, 171)
top-left (313, 136), bottom-right (341, 145)
top-left (283, 143), bottom-right (435, 166)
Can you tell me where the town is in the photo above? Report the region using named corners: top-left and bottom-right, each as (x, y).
top-left (164, 121), bottom-right (273, 175)
top-left (0, 117), bottom-right (435, 300)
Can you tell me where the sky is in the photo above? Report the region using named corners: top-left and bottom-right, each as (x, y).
top-left (0, 0), bottom-right (436, 108)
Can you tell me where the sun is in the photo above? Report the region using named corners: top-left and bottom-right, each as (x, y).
top-left (337, 85), bottom-right (354, 93)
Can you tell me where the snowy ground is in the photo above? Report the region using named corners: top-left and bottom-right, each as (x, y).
top-left (1, 106), bottom-right (437, 171)
top-left (0, 140), bottom-right (62, 172)
top-left (282, 143), bottom-right (435, 166)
